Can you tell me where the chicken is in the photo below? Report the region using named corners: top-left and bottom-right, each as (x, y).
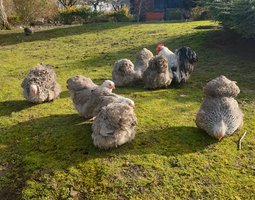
top-left (134, 48), bottom-right (153, 76)
top-left (23, 27), bottom-right (33, 36)
top-left (67, 75), bottom-right (97, 118)
top-left (92, 102), bottom-right (137, 149)
top-left (90, 86), bottom-right (135, 116)
top-left (175, 46), bottom-right (198, 84)
top-left (67, 75), bottom-right (134, 119)
top-left (156, 44), bottom-right (178, 69)
top-left (112, 59), bottom-right (141, 87)
top-left (67, 75), bottom-right (115, 119)
top-left (203, 75), bottom-right (240, 98)
top-left (156, 44), bottom-right (198, 85)
top-left (196, 76), bottom-right (243, 140)
top-left (143, 55), bottom-right (173, 89)
top-left (21, 63), bottom-right (61, 103)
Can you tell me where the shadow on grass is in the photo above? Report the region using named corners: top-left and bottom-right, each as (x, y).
top-left (194, 25), bottom-right (219, 30)
top-left (66, 28), bottom-right (213, 72)
top-left (0, 23), bottom-right (132, 46)
top-left (104, 126), bottom-right (217, 157)
top-left (0, 114), bottom-right (92, 199)
top-left (0, 100), bottom-right (35, 117)
top-left (0, 112), bottom-right (216, 199)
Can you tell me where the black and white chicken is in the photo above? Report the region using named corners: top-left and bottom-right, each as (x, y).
top-left (156, 44), bottom-right (198, 85)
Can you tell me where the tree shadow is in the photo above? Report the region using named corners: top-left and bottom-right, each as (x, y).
top-left (194, 25), bottom-right (219, 30)
top-left (0, 114), bottom-right (92, 199)
top-left (0, 112), bottom-right (217, 198)
top-left (0, 22), bottom-right (132, 46)
top-left (0, 100), bottom-right (35, 117)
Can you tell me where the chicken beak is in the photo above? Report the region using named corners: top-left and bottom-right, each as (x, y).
top-left (216, 133), bottom-right (224, 141)
top-left (30, 85), bottom-right (38, 95)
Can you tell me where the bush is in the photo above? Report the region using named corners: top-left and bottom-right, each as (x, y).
top-left (191, 7), bottom-right (211, 21)
top-left (165, 8), bottom-right (184, 20)
top-left (13, 0), bottom-right (58, 24)
top-left (207, 0), bottom-right (255, 39)
top-left (7, 16), bottom-right (21, 25)
top-left (107, 7), bottom-right (134, 22)
top-left (59, 7), bottom-right (96, 24)
top-left (59, 6), bottom-right (134, 25)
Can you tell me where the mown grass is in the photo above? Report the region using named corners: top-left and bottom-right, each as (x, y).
top-left (0, 21), bottom-right (255, 199)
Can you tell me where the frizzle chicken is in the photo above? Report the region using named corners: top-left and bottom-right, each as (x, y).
top-left (21, 63), bottom-right (61, 103)
top-left (196, 76), bottom-right (243, 140)
top-left (92, 102), bottom-right (137, 149)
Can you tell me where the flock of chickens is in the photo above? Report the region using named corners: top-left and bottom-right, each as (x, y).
top-left (112, 44), bottom-right (198, 89)
top-left (21, 44), bottom-right (243, 149)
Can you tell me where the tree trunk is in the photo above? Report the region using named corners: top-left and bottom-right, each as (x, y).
top-left (0, 0), bottom-right (11, 30)
top-left (93, 4), bottom-right (97, 11)
top-left (136, 0), bottom-right (143, 22)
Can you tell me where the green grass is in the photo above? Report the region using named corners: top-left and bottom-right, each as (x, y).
top-left (0, 21), bottom-right (255, 199)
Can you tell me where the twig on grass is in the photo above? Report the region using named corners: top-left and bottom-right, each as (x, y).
top-left (238, 131), bottom-right (247, 150)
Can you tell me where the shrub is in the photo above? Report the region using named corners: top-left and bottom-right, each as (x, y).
top-left (59, 7), bottom-right (95, 24)
top-left (107, 7), bottom-right (134, 22)
top-left (207, 0), bottom-right (255, 39)
top-left (7, 16), bottom-right (21, 25)
top-left (191, 6), bottom-right (211, 21)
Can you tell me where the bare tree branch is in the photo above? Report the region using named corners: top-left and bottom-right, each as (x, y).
top-left (58, 0), bottom-right (79, 9)
top-left (0, 0), bottom-right (11, 29)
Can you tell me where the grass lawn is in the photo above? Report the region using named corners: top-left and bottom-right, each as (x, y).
top-left (0, 20), bottom-right (255, 199)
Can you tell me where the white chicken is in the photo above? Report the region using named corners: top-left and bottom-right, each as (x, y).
top-left (156, 43), bottom-right (178, 69)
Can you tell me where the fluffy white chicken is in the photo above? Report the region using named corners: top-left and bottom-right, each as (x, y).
top-left (67, 75), bottom-right (115, 119)
top-left (196, 76), bottom-right (243, 140)
top-left (67, 75), bottom-right (134, 119)
top-left (92, 102), bottom-right (137, 149)
top-left (156, 43), bottom-right (178, 69)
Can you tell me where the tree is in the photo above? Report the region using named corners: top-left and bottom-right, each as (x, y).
top-left (57, 0), bottom-right (79, 9)
top-left (0, 0), bottom-right (11, 29)
top-left (109, 0), bottom-right (128, 11)
top-left (130, 0), bottom-right (152, 22)
top-left (13, 0), bottom-right (58, 23)
top-left (136, 0), bottom-right (143, 22)
top-left (202, 0), bottom-right (255, 39)
top-left (85, 0), bottom-right (103, 11)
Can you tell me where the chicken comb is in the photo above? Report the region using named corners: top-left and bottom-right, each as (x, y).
top-left (156, 43), bottom-right (164, 49)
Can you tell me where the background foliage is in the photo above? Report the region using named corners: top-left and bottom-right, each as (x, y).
top-left (204, 0), bottom-right (255, 39)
